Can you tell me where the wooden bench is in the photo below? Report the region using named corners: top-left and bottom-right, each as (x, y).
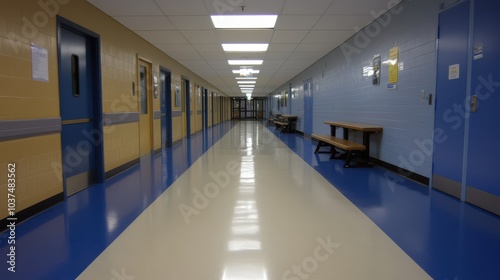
top-left (312, 134), bottom-right (366, 168)
top-left (274, 115), bottom-right (297, 133)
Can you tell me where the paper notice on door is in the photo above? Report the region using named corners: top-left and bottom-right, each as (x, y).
top-left (31, 44), bottom-right (49, 82)
top-left (448, 64), bottom-right (460, 80)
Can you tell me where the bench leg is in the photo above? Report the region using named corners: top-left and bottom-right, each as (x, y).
top-left (314, 141), bottom-right (333, 154)
top-left (343, 151), bottom-right (354, 168)
top-left (343, 151), bottom-right (374, 168)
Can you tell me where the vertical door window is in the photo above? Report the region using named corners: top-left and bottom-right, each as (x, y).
top-left (140, 65), bottom-right (148, 114)
top-left (71, 54), bottom-right (80, 97)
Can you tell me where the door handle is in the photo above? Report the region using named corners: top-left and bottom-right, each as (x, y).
top-left (470, 95), bottom-right (478, 113)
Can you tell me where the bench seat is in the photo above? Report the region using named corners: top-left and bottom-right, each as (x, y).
top-left (311, 134), bottom-right (366, 151)
top-left (311, 134), bottom-right (367, 167)
top-left (274, 121), bottom-right (288, 126)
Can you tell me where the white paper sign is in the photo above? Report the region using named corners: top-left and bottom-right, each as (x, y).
top-left (448, 64), bottom-right (460, 80)
top-left (31, 44), bottom-right (49, 82)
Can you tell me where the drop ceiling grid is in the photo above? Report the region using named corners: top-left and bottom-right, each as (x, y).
top-left (86, 0), bottom-right (403, 96)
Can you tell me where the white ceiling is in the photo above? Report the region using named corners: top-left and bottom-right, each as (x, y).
top-left (86, 0), bottom-right (402, 97)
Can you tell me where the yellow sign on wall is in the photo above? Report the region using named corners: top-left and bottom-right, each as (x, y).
top-left (388, 47), bottom-right (399, 88)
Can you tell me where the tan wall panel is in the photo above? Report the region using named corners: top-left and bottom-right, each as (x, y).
top-left (103, 122), bottom-right (139, 172)
top-left (0, 134), bottom-right (62, 219)
top-left (153, 119), bottom-right (161, 151)
top-left (0, 0), bottom-right (229, 217)
top-left (172, 116), bottom-right (182, 143)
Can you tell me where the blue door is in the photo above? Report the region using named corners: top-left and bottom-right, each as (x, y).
top-left (465, 0), bottom-right (500, 211)
top-left (304, 79), bottom-right (313, 135)
top-left (58, 22), bottom-right (101, 196)
top-left (160, 68), bottom-right (172, 148)
top-left (432, 0), bottom-right (470, 199)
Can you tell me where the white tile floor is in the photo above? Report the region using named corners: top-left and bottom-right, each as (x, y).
top-left (77, 122), bottom-right (430, 280)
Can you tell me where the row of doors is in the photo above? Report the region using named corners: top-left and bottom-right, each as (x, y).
top-left (57, 17), bottom-right (228, 197)
top-left (433, 0), bottom-right (500, 215)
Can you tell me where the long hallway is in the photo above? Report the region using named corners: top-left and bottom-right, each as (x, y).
top-left (78, 121), bottom-right (429, 279)
top-left (2, 121), bottom-right (500, 279)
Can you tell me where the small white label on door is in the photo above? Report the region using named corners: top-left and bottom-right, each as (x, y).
top-left (449, 64), bottom-right (460, 80)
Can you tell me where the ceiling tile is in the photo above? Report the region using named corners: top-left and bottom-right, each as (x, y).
top-left (114, 16), bottom-right (176, 30)
top-left (136, 31), bottom-right (188, 44)
top-left (168, 16), bottom-right (213, 30)
top-left (192, 44), bottom-right (224, 52)
top-left (314, 14), bottom-right (375, 30)
top-left (275, 15), bottom-right (321, 30)
top-left (282, 0), bottom-right (335, 15)
top-left (156, 44), bottom-right (197, 53)
top-left (154, 0), bottom-right (209, 15)
top-left (216, 30), bottom-right (274, 44)
top-left (295, 43), bottom-right (336, 52)
top-left (303, 30), bottom-right (355, 44)
top-left (181, 30), bottom-right (220, 44)
top-left (271, 30), bottom-right (309, 44)
top-left (168, 52), bottom-right (204, 61)
top-left (326, 0), bottom-right (403, 14)
top-left (267, 44), bottom-right (298, 52)
top-left (288, 51), bottom-right (326, 61)
top-left (205, 0), bottom-right (285, 15)
top-left (87, 0), bottom-right (164, 16)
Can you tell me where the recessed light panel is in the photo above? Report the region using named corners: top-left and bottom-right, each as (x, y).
top-left (211, 15), bottom-right (278, 29)
top-left (228, 60), bottom-right (263, 65)
top-left (233, 69), bottom-right (260, 74)
top-left (223, 44), bottom-right (268, 52)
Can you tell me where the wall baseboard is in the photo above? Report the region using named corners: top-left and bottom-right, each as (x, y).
top-left (104, 158), bottom-right (140, 180)
top-left (1, 193), bottom-right (64, 233)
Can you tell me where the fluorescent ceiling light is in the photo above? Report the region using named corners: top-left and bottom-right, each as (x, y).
top-left (237, 81), bottom-right (257, 84)
top-left (223, 44), bottom-right (268, 52)
top-left (211, 15), bottom-right (278, 29)
top-left (233, 69), bottom-right (260, 74)
top-left (239, 85), bottom-right (255, 88)
top-left (228, 60), bottom-right (263, 65)
top-left (236, 77), bottom-right (257, 80)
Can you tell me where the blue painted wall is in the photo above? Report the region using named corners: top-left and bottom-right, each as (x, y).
top-left (268, 0), bottom-right (440, 178)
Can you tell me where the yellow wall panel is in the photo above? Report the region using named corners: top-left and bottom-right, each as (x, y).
top-left (0, 0), bottom-right (229, 219)
top-left (153, 119), bottom-right (161, 151)
top-left (172, 116), bottom-right (182, 143)
top-left (103, 122), bottom-right (139, 172)
top-left (0, 134), bottom-right (62, 220)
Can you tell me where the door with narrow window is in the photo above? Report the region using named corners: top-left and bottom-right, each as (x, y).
top-left (58, 20), bottom-right (102, 196)
top-left (139, 59), bottom-right (153, 155)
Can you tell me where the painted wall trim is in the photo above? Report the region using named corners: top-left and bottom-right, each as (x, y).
top-left (105, 158), bottom-right (140, 179)
top-left (466, 186), bottom-right (500, 216)
top-left (0, 118), bottom-right (61, 141)
top-left (0, 192), bottom-right (64, 232)
top-left (153, 110), bottom-right (161, 120)
top-left (102, 112), bottom-right (139, 125)
top-left (432, 174), bottom-right (462, 199)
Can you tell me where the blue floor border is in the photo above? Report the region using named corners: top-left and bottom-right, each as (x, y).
top-left (0, 121), bottom-right (236, 280)
top-left (269, 123), bottom-right (500, 279)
